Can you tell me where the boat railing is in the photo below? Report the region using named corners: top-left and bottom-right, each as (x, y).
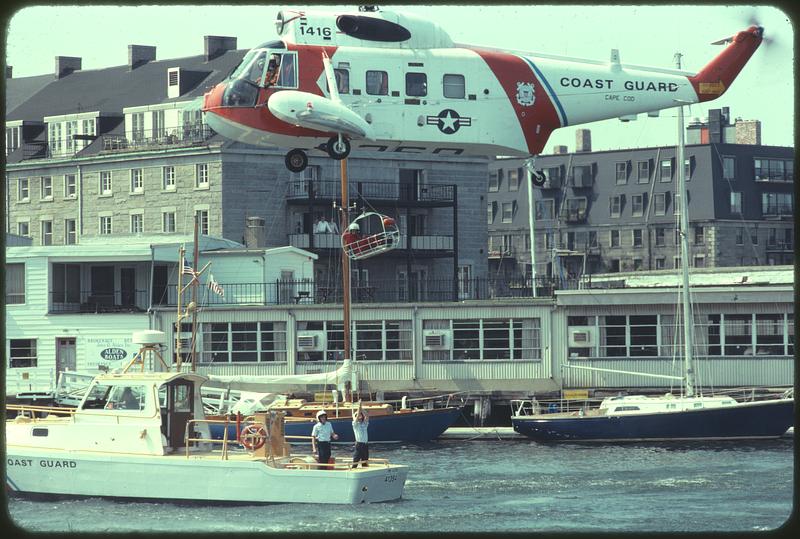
top-left (511, 397), bottom-right (605, 417)
top-left (6, 404), bottom-right (77, 419)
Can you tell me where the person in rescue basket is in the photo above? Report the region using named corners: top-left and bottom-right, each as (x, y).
top-left (311, 410), bottom-right (338, 468)
top-left (352, 400), bottom-right (370, 468)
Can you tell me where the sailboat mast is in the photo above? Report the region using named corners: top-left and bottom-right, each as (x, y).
top-left (674, 52), bottom-right (696, 398)
top-left (175, 245), bottom-right (184, 371)
top-left (190, 213), bottom-right (200, 372)
top-left (339, 158), bottom-right (353, 366)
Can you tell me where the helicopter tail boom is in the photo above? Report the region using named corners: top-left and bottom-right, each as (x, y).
top-left (688, 25), bottom-right (763, 102)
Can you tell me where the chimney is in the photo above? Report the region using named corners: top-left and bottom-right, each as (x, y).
top-left (5, 66), bottom-right (12, 79)
top-left (553, 145), bottom-right (568, 154)
top-left (244, 217), bottom-right (266, 248)
top-left (204, 36), bottom-right (237, 61)
top-left (575, 129), bottom-right (592, 153)
top-left (55, 56), bottom-right (81, 79)
top-left (735, 119), bottom-right (762, 145)
top-left (128, 44), bottom-right (156, 69)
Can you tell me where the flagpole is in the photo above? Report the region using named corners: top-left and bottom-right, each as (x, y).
top-left (190, 213), bottom-right (200, 373)
top-left (175, 245), bottom-right (184, 371)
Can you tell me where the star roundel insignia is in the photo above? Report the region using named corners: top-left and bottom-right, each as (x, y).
top-left (426, 109), bottom-right (472, 135)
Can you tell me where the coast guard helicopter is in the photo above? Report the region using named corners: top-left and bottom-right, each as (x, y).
top-left (202, 5), bottom-right (764, 179)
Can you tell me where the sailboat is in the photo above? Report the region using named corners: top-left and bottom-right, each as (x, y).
top-left (511, 54), bottom-right (794, 442)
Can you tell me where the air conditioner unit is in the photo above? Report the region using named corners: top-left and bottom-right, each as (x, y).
top-left (423, 330), bottom-right (451, 350)
top-left (569, 327), bottom-right (595, 347)
top-left (297, 331), bottom-right (325, 351)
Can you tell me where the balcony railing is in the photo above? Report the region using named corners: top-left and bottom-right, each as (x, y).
top-left (149, 276), bottom-right (577, 307)
top-left (49, 289), bottom-right (149, 313)
top-left (102, 125), bottom-right (214, 153)
top-left (286, 180), bottom-right (455, 204)
top-left (288, 233), bottom-right (454, 252)
top-left (762, 204), bottom-right (793, 218)
top-left (766, 240), bottom-right (793, 251)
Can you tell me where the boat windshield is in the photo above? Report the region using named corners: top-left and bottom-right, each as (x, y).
top-left (81, 383), bottom-right (146, 411)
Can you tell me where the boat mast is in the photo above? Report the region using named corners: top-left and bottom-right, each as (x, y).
top-left (190, 213), bottom-right (200, 372)
top-left (674, 52), bottom-right (696, 398)
top-left (339, 156), bottom-right (353, 402)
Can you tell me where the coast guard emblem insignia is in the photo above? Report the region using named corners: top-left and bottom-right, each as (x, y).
top-left (516, 82), bottom-right (535, 107)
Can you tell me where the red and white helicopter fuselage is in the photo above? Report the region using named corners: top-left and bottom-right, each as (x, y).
top-left (202, 7), bottom-right (763, 172)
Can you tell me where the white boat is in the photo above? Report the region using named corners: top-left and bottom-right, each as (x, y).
top-left (5, 370), bottom-right (408, 503)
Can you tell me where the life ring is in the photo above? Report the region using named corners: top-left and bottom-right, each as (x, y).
top-left (239, 423), bottom-right (267, 450)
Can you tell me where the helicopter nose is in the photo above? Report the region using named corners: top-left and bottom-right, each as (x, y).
top-left (202, 82), bottom-right (227, 112)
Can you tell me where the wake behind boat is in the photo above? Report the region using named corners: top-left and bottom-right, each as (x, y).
top-left (5, 370), bottom-right (408, 504)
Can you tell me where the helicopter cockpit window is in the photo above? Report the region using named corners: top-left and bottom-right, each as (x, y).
top-left (222, 49), bottom-right (268, 107)
top-left (275, 53), bottom-right (297, 88)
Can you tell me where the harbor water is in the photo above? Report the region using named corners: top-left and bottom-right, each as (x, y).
top-left (6, 437), bottom-right (793, 533)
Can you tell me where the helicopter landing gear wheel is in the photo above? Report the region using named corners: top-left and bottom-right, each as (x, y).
top-left (531, 171), bottom-right (546, 187)
top-left (326, 135), bottom-right (351, 160)
top-left (285, 149), bottom-right (308, 173)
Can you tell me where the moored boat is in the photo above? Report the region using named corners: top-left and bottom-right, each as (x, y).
top-left (5, 370), bottom-right (408, 504)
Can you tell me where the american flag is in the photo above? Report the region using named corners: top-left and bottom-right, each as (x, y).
top-left (208, 273), bottom-right (224, 297)
top-left (182, 258), bottom-right (199, 283)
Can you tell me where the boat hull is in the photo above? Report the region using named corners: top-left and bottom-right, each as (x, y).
top-left (211, 406), bottom-right (462, 443)
top-left (512, 399), bottom-right (795, 442)
top-left (5, 447), bottom-right (408, 504)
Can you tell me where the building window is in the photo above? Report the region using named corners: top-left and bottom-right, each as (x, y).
top-left (9, 339), bottom-right (37, 368)
top-left (730, 191), bottom-right (742, 214)
top-left (488, 171), bottom-right (499, 191)
top-left (693, 255), bottom-right (705, 268)
top-left (660, 158), bottom-right (672, 182)
top-left (405, 72), bottom-right (427, 97)
top-left (632, 229), bottom-right (643, 248)
top-left (655, 227), bottom-right (666, 247)
top-left (99, 171), bottom-right (112, 195)
top-left (653, 193), bottom-right (666, 215)
top-left (673, 193), bottom-right (681, 215)
top-left (633, 258), bottom-right (643, 271)
top-left (130, 168), bottom-right (144, 193)
top-left (152, 109), bottom-right (166, 140)
top-left (501, 202), bottom-right (513, 223)
top-left (535, 199), bottom-right (555, 220)
top-left (750, 230), bottom-right (758, 245)
top-left (722, 156), bottom-right (735, 180)
top-left (99, 215), bottom-right (112, 235)
top-left (130, 213), bottom-right (144, 234)
top-left (610, 229), bottom-right (620, 248)
top-left (6, 263), bottom-right (25, 304)
top-left (631, 194), bottom-right (645, 217)
top-left (508, 168), bottom-right (520, 191)
top-left (655, 257), bottom-right (666, 269)
top-left (694, 226), bottom-right (705, 245)
top-left (6, 125), bottom-right (20, 155)
top-left (443, 74), bottom-right (465, 98)
top-left (366, 70), bottom-right (389, 95)
top-left (162, 166), bottom-right (176, 191)
top-left (588, 231), bottom-right (598, 248)
top-left (201, 322), bottom-right (288, 363)
top-left (65, 120), bottom-right (76, 153)
top-left (18, 221), bottom-right (30, 237)
top-left (52, 263), bottom-right (81, 304)
top-left (195, 164), bottom-right (209, 189)
top-left (41, 220), bottom-right (53, 245)
top-left (615, 162), bottom-right (628, 184)
top-left (65, 219), bottom-right (77, 245)
top-left (18, 178), bottom-right (29, 202)
top-left (735, 227), bottom-right (744, 245)
top-left (571, 165), bottom-right (593, 187)
top-left (196, 209), bottom-right (209, 235)
top-left (684, 158), bottom-right (692, 181)
top-left (487, 202), bottom-right (494, 224)
top-left (64, 174), bottom-right (76, 198)
top-left (40, 176), bottom-right (53, 200)
top-left (131, 112), bottom-right (145, 142)
top-left (609, 195), bottom-right (623, 218)
top-left (755, 158), bottom-right (791, 182)
top-left (438, 318), bottom-right (540, 361)
top-left (674, 228), bottom-right (681, 245)
top-left (761, 192), bottom-right (793, 217)
top-left (637, 160), bottom-right (650, 183)
top-left (162, 211), bottom-right (176, 233)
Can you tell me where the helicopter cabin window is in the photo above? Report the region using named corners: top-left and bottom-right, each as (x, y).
top-left (406, 73), bottom-right (427, 97)
top-left (334, 68), bottom-right (350, 94)
top-left (366, 71), bottom-right (389, 95)
top-left (443, 74), bottom-right (465, 99)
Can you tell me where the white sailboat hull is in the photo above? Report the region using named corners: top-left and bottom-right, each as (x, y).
top-left (6, 445), bottom-right (407, 504)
